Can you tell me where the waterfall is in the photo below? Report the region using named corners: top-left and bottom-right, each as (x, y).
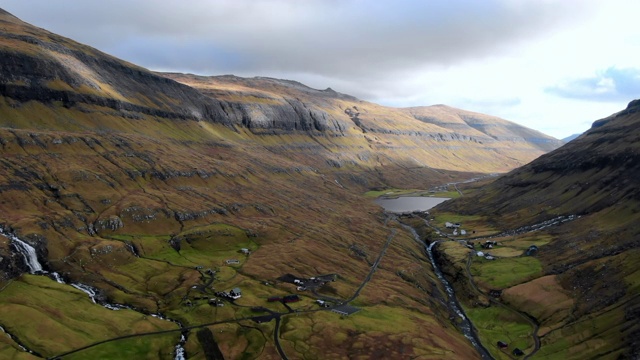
top-left (174, 334), bottom-right (186, 360)
top-left (0, 228), bottom-right (43, 274)
top-left (51, 272), bottom-right (65, 284)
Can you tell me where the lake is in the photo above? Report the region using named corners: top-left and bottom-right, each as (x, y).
top-left (374, 196), bottom-right (450, 213)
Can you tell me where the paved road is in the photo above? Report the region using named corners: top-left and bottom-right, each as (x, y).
top-left (346, 228), bottom-right (396, 303)
top-left (273, 315), bottom-right (288, 360)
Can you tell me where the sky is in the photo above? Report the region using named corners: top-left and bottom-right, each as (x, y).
top-left (3, 0), bottom-right (640, 139)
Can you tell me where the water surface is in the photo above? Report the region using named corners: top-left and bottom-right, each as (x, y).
top-left (374, 196), bottom-right (449, 213)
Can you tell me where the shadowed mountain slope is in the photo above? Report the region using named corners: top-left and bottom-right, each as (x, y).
top-left (435, 100), bottom-right (640, 358)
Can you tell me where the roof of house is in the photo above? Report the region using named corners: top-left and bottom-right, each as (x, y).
top-left (331, 304), bottom-right (361, 316)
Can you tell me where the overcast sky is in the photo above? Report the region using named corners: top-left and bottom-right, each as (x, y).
top-left (4, 0), bottom-right (640, 138)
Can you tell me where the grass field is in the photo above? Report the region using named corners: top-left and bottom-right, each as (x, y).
top-left (465, 306), bottom-right (534, 359)
top-left (0, 275), bottom-right (178, 358)
top-left (470, 256), bottom-right (542, 289)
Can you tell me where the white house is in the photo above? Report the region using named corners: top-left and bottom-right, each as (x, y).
top-left (229, 287), bottom-right (242, 299)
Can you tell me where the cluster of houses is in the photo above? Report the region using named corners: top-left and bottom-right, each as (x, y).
top-left (216, 287), bottom-right (242, 300)
top-left (467, 240), bottom-right (498, 260)
top-left (208, 298), bottom-right (224, 307)
top-left (445, 222), bottom-right (469, 236)
top-left (481, 241), bottom-right (497, 249)
top-left (186, 289), bottom-right (239, 307)
top-left (496, 341), bottom-right (524, 356)
top-left (476, 251), bottom-right (496, 260)
top-left (293, 279), bottom-right (306, 291)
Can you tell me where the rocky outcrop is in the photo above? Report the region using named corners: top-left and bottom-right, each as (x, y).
top-left (93, 216), bottom-right (124, 232)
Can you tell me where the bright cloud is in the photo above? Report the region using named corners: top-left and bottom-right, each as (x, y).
top-left (546, 67), bottom-right (640, 102)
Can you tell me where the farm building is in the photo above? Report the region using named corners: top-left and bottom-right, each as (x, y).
top-left (229, 288), bottom-right (242, 299)
top-left (331, 305), bottom-right (361, 316)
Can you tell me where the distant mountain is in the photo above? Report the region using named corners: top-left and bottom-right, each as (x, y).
top-left (436, 99), bottom-right (640, 358)
top-left (404, 104), bottom-right (561, 152)
top-left (562, 133), bottom-right (581, 142)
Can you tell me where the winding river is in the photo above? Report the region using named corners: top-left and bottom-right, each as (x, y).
top-left (375, 198), bottom-right (492, 359)
top-left (404, 225), bottom-right (492, 359)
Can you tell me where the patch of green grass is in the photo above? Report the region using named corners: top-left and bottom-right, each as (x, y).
top-left (429, 190), bottom-right (461, 198)
top-left (64, 333), bottom-right (179, 360)
top-left (364, 188), bottom-right (459, 199)
top-left (364, 188), bottom-right (423, 198)
top-left (465, 306), bottom-right (534, 359)
top-left (499, 234), bottom-right (552, 251)
top-left (126, 224), bottom-right (257, 269)
top-left (0, 337), bottom-right (38, 360)
top-left (0, 275), bottom-right (177, 357)
top-left (107, 256), bottom-right (192, 296)
top-left (471, 256), bottom-right (542, 289)
top-left (236, 324), bottom-right (267, 360)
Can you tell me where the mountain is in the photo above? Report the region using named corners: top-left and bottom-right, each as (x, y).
top-left (0, 9), bottom-right (562, 359)
top-left (431, 100), bottom-right (640, 359)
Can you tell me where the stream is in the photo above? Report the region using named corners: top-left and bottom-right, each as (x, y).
top-left (404, 224), bottom-right (493, 359)
top-left (69, 281), bottom-right (188, 359)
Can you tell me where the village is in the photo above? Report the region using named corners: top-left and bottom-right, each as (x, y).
top-left (179, 244), bottom-right (360, 320)
top-left (429, 218), bottom-right (544, 357)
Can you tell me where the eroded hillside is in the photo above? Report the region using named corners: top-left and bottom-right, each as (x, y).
top-left (0, 8), bottom-right (563, 359)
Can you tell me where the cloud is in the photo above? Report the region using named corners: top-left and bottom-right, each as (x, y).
top-left (545, 67), bottom-right (640, 102)
top-left (3, 1), bottom-right (589, 87)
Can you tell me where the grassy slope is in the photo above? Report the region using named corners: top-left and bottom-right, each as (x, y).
top-left (430, 102), bottom-right (640, 358)
top-left (0, 275), bottom-right (178, 358)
